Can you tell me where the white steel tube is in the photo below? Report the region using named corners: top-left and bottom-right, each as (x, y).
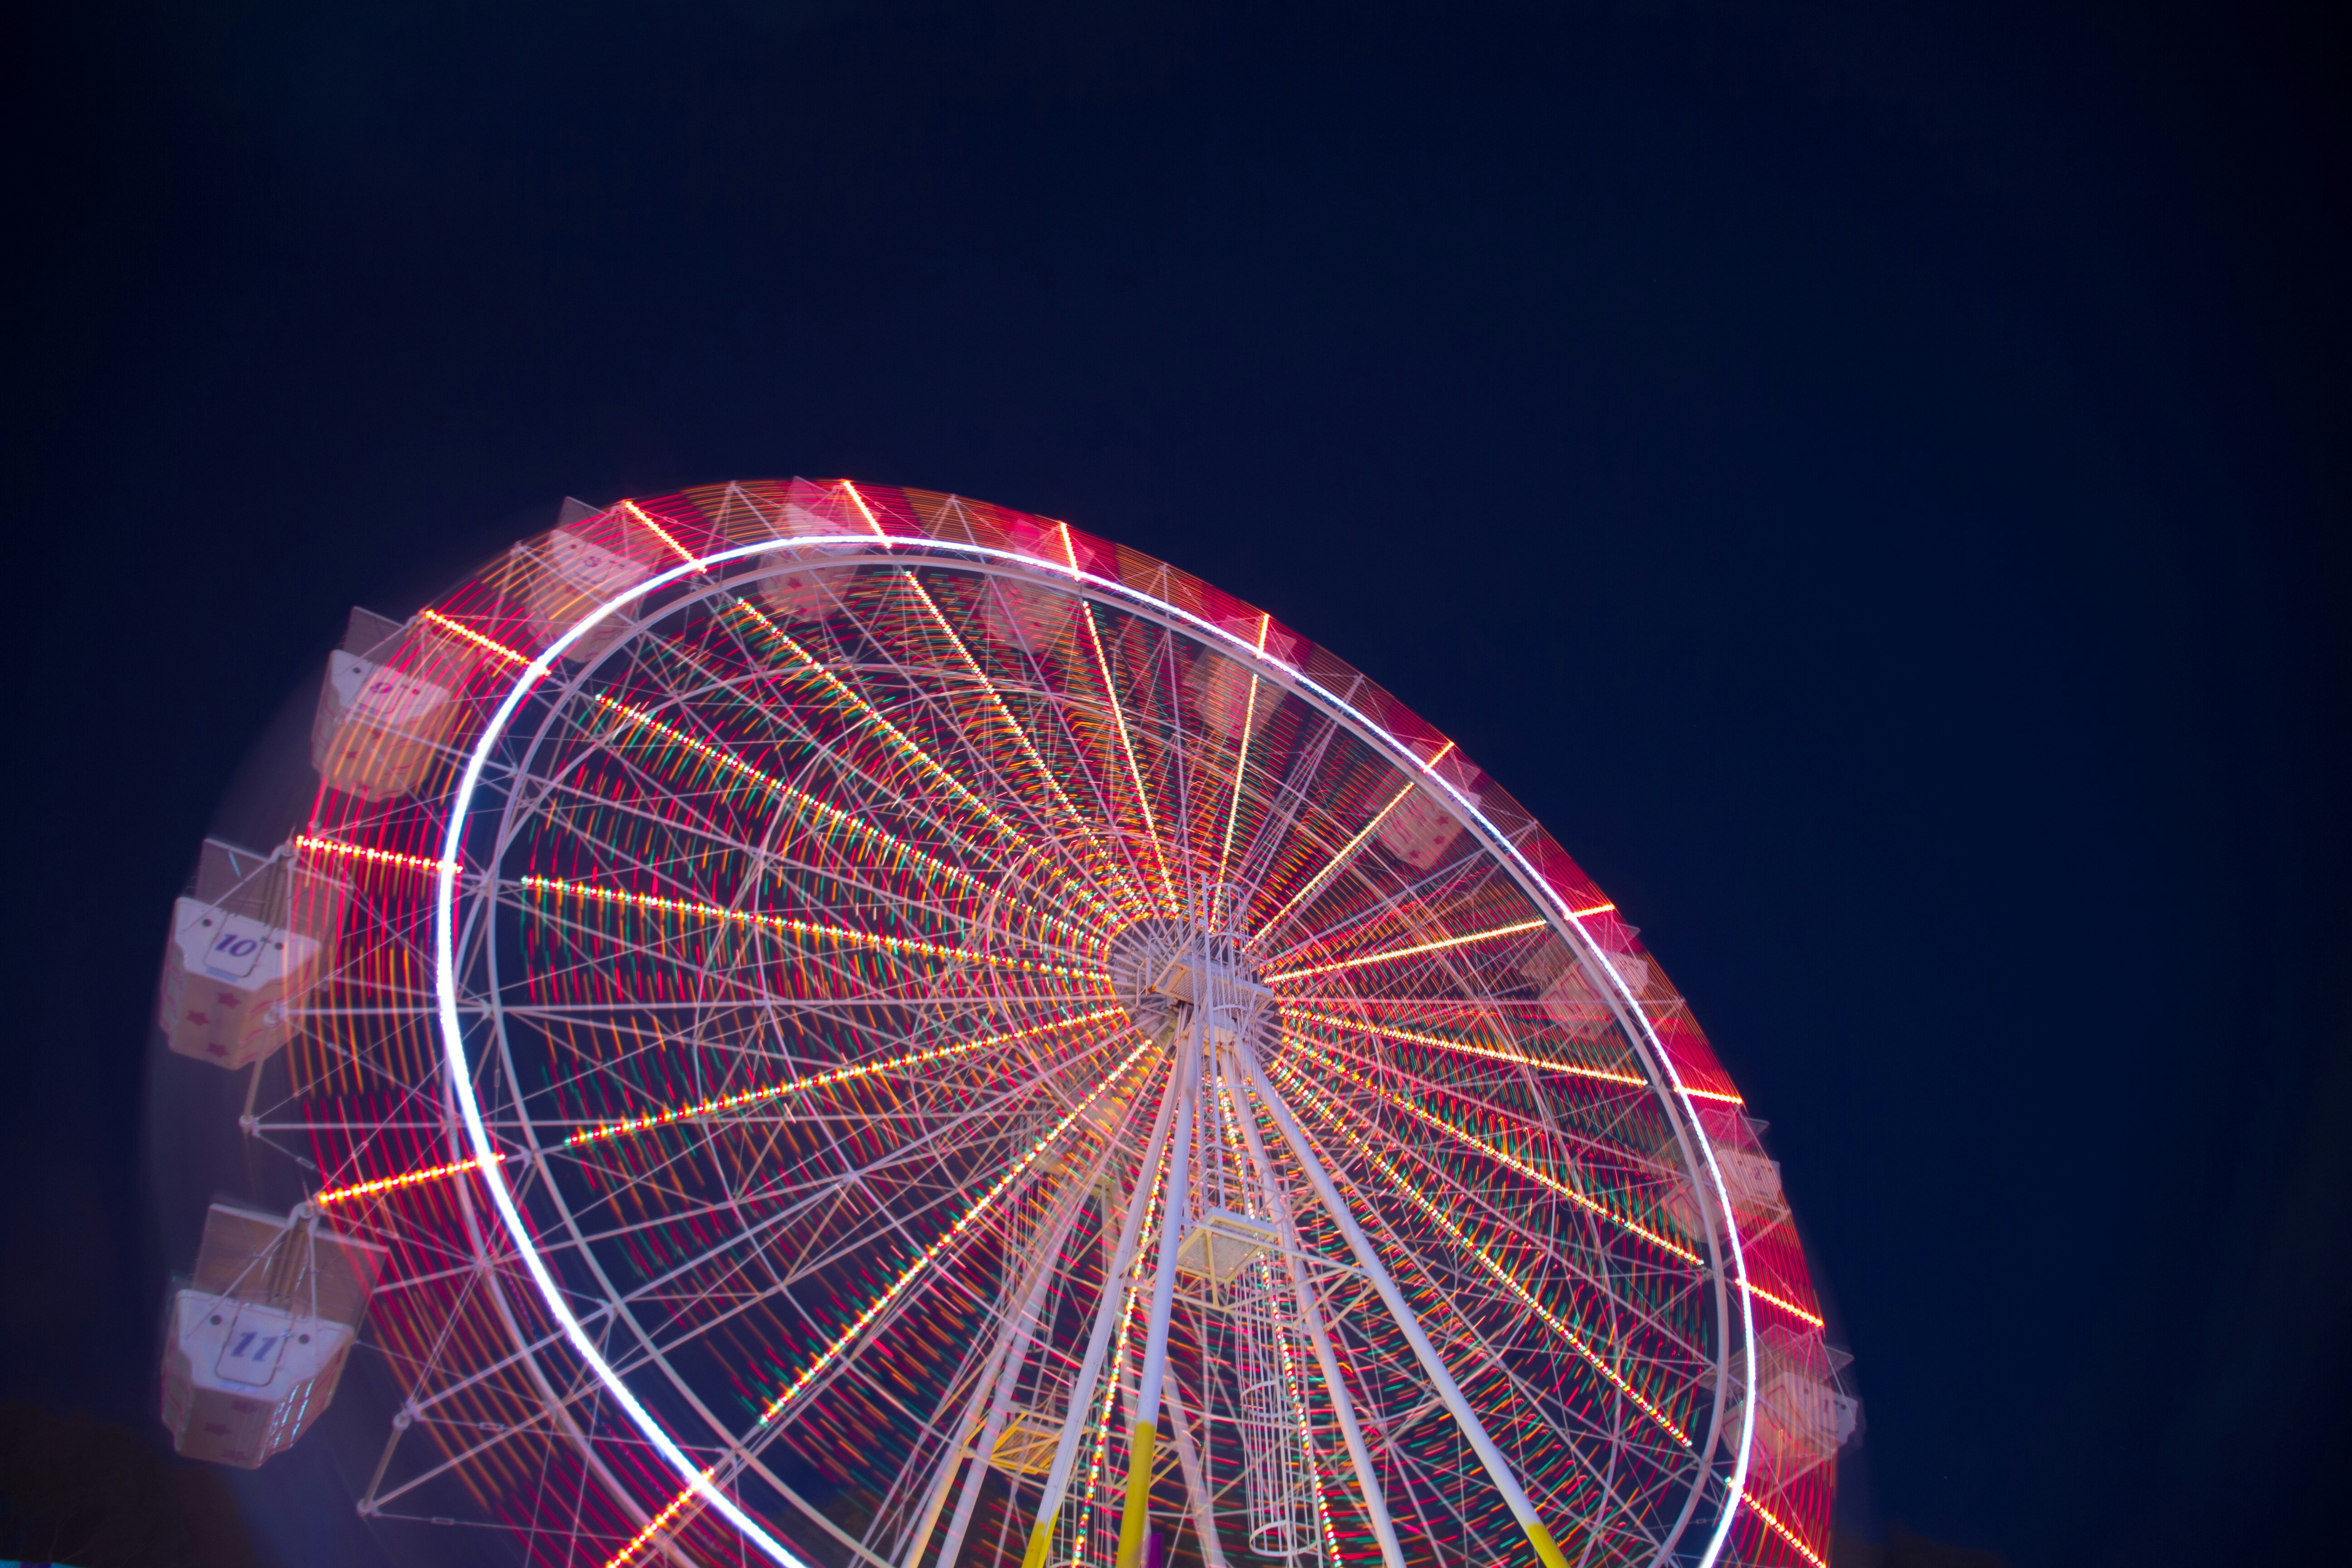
top-left (1117, 1015), bottom-right (1198, 1568)
top-left (1159, 1378), bottom-right (1233, 1568)
top-left (1241, 1053), bottom-right (1570, 1568)
top-left (923, 1158), bottom-right (1106, 1568)
top-left (1223, 1050), bottom-right (1406, 1568)
top-left (1019, 1058), bottom-right (1181, 1568)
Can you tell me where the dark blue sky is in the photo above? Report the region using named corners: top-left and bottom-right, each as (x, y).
top-left (10, 3), bottom-right (2347, 1565)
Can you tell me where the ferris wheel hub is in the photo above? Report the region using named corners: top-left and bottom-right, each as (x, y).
top-left (1105, 917), bottom-right (1274, 1055)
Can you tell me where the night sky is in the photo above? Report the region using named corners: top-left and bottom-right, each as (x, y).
top-left (9, 3), bottom-right (2347, 1565)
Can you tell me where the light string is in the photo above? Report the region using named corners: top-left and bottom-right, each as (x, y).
top-left (1271, 1056), bottom-right (1695, 1449)
top-left (520, 875), bottom-right (1110, 983)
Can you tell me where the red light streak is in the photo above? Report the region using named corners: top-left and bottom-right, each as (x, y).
top-left (620, 499), bottom-right (698, 565)
top-left (521, 875), bottom-right (1111, 983)
top-left (567, 1008), bottom-right (1129, 1146)
top-left (293, 836), bottom-right (459, 875)
top-left (1265, 917), bottom-right (1549, 984)
top-left (1739, 1488), bottom-right (1828, 1568)
top-left (419, 608), bottom-right (532, 667)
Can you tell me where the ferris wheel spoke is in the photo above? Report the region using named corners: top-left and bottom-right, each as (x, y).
top-left (1274, 1029), bottom-right (1684, 1236)
top-left (1074, 602), bottom-right (1181, 914)
top-left (512, 875), bottom-right (1112, 986)
top-left (586, 688), bottom-right (1098, 951)
top-left (1276, 1059), bottom-right (1717, 1390)
top-left (892, 571), bottom-right (1151, 920)
top-left (517, 733), bottom-right (1036, 956)
top-left (721, 598), bottom-right (1123, 929)
top-left (1235, 1054), bottom-right (1577, 1568)
top-left (616, 634), bottom-right (1077, 923)
top-left (1267, 1080), bottom-right (1705, 1554)
top-left (1270, 1058), bottom-right (1705, 1472)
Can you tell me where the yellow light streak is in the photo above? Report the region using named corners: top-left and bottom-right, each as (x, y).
top-left (1078, 601), bottom-right (1180, 914)
top-left (1278, 1004), bottom-right (1653, 1092)
top-left (1210, 613), bottom-right (1272, 926)
top-left (602, 1464), bottom-right (715, 1568)
top-left (898, 573), bottom-right (1147, 920)
top-left (520, 875), bottom-right (1109, 983)
top-left (1273, 1058), bottom-right (1694, 1449)
top-left (1278, 1028), bottom-right (1818, 1326)
top-left (1277, 1032), bottom-right (1700, 1263)
top-left (292, 836), bottom-right (460, 875)
top-left (315, 1152), bottom-right (505, 1205)
top-left (839, 480), bottom-right (887, 535)
top-left (567, 1008), bottom-right (1129, 1146)
top-left (724, 595), bottom-right (1119, 927)
top-left (756, 1031), bottom-right (1159, 1423)
top-left (1738, 1488), bottom-right (1828, 1568)
top-left (1253, 758), bottom-right (1441, 938)
top-left (620, 498), bottom-right (699, 565)
top-left (590, 695), bottom-right (1093, 945)
top-left (419, 608), bottom-right (532, 667)
top-left (1264, 917), bottom-right (1550, 984)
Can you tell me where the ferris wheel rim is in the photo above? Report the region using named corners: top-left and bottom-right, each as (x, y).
top-left (421, 520), bottom-right (1764, 1568)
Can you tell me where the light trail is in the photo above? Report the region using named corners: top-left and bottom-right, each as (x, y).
top-left (317, 1152), bottom-right (505, 1206)
top-left (1279, 1029), bottom-right (1821, 1327)
top-left (1251, 765), bottom-right (1434, 940)
top-left (1210, 613), bottom-right (1272, 926)
top-left (1264, 917), bottom-right (1550, 984)
top-left (294, 836), bottom-right (460, 876)
top-left (590, 694), bottom-right (1093, 945)
top-left (897, 572), bottom-right (1148, 920)
top-left (621, 498), bottom-right (700, 566)
top-left (724, 596), bottom-right (1120, 926)
top-left (520, 875), bottom-right (1109, 983)
top-left (1272, 1058), bottom-right (1694, 1449)
top-left (1738, 1488), bottom-right (1828, 1568)
top-left (419, 608), bottom-right (532, 667)
top-left (1279, 1004), bottom-right (1652, 1092)
top-left (315, 1011), bottom-right (1128, 1203)
top-left (1078, 602), bottom-right (1180, 914)
top-left (1278, 1032), bottom-right (1698, 1262)
top-left (754, 1031), bottom-right (1159, 1423)
top-left (602, 1463), bottom-right (715, 1568)
top-left (568, 1008), bottom-right (1129, 1146)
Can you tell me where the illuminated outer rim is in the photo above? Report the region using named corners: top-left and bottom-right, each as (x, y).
top-left (428, 522), bottom-right (1764, 1568)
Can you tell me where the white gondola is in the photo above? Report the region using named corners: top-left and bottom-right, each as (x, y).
top-left (1375, 784), bottom-right (1475, 871)
top-left (753, 500), bottom-right (866, 623)
top-left (161, 1202), bottom-right (387, 1469)
top-left (1184, 627), bottom-right (1300, 743)
top-left (1655, 1108), bottom-right (1790, 1244)
top-left (160, 838), bottom-right (344, 1071)
top-left (523, 509), bottom-right (660, 663)
top-left (1735, 1328), bottom-right (1863, 1488)
top-left (311, 606), bottom-right (465, 800)
top-left (1519, 943), bottom-right (1652, 1039)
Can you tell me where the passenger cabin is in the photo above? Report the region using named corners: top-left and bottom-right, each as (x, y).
top-left (1519, 943), bottom-right (1650, 1041)
top-left (524, 512), bottom-right (659, 663)
top-left (160, 838), bottom-right (343, 1071)
top-left (161, 1202), bottom-right (386, 1469)
top-left (753, 501), bottom-right (865, 624)
top-left (1654, 1108), bottom-right (1790, 1245)
top-left (1739, 1328), bottom-right (1862, 1488)
top-left (312, 606), bottom-right (463, 800)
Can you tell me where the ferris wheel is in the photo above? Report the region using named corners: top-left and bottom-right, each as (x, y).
top-left (153, 479), bottom-right (1854, 1568)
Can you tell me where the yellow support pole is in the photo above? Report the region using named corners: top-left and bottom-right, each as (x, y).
top-left (1113, 1421), bottom-right (1158, 1568)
